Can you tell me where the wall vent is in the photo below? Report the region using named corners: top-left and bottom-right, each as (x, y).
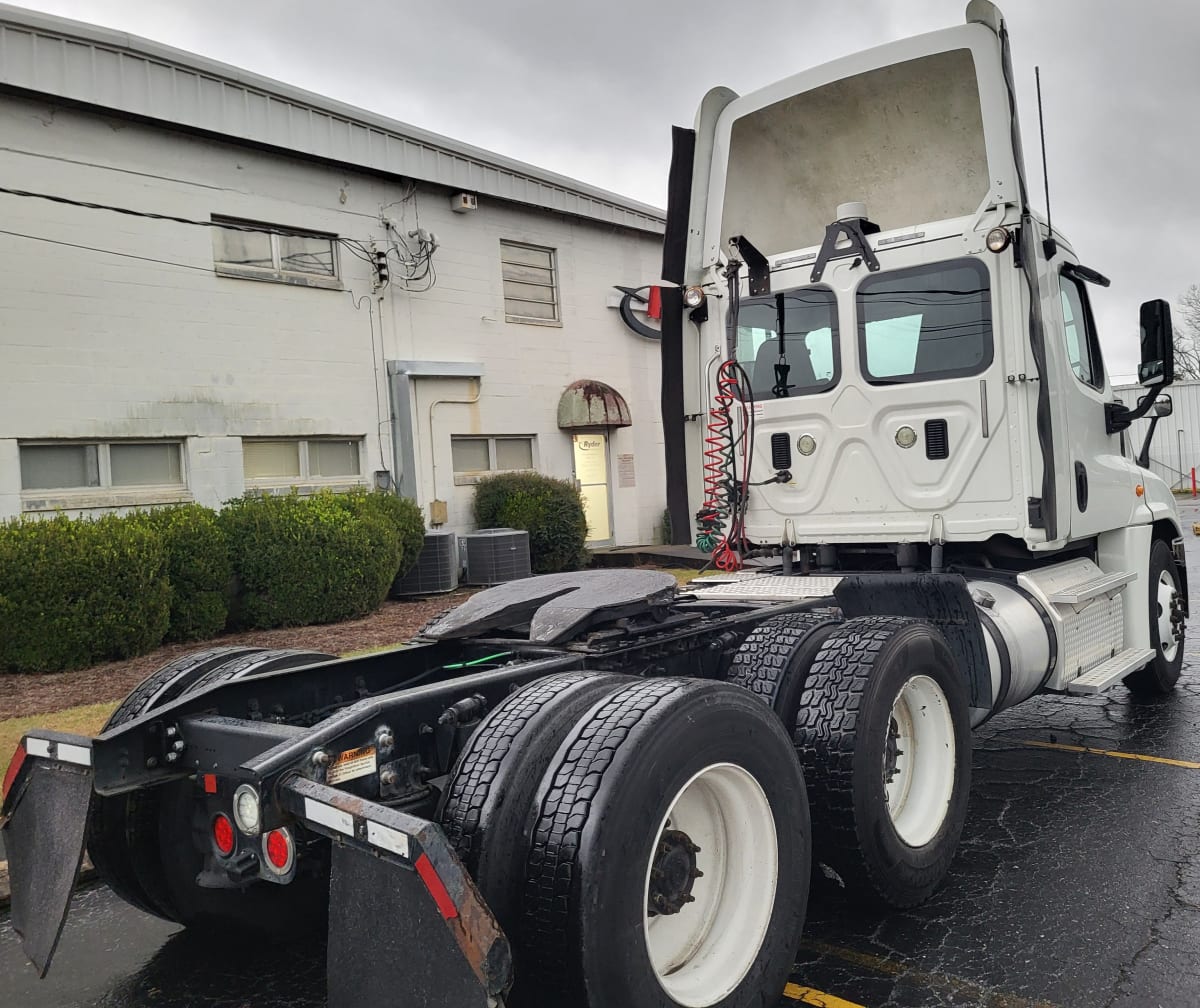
top-left (770, 432), bottom-right (792, 471)
top-left (462, 528), bottom-right (532, 586)
top-left (925, 419), bottom-right (949, 460)
top-left (391, 530), bottom-right (459, 596)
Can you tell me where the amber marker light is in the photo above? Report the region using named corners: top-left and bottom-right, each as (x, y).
top-left (1135, 485), bottom-right (1145, 497)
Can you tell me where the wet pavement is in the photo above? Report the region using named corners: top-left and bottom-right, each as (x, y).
top-left (5, 509), bottom-right (1200, 1007)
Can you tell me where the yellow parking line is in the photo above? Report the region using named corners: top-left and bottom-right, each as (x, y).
top-left (1022, 739), bottom-right (1200, 769)
top-left (799, 939), bottom-right (1059, 1008)
top-left (783, 983), bottom-right (866, 1008)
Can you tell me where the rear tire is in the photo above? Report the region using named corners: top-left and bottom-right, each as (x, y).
top-left (795, 616), bottom-right (970, 909)
top-left (1124, 539), bottom-right (1184, 695)
top-left (87, 647), bottom-right (335, 924)
top-left (438, 672), bottom-right (631, 929)
top-left (725, 611), bottom-right (841, 728)
top-left (518, 679), bottom-right (810, 1008)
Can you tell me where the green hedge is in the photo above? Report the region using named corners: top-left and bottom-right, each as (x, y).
top-left (134, 504), bottom-right (232, 642)
top-left (472, 472), bottom-right (588, 574)
top-left (0, 513), bottom-right (170, 673)
top-left (336, 489), bottom-right (425, 583)
top-left (220, 490), bottom-right (421, 630)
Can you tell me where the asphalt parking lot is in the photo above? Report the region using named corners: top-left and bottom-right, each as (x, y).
top-left (4, 512), bottom-right (1200, 1008)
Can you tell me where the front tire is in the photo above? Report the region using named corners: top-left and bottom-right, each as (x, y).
top-left (1124, 539), bottom-right (1184, 695)
top-left (795, 616), bottom-right (970, 909)
top-left (518, 679), bottom-right (810, 1008)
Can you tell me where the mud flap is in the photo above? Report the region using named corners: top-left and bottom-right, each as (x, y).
top-left (281, 777), bottom-right (512, 1008)
top-left (1, 736), bottom-right (94, 978)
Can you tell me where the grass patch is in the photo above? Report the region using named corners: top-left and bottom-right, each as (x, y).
top-left (657, 567), bottom-right (706, 585)
top-left (0, 701), bottom-right (118, 787)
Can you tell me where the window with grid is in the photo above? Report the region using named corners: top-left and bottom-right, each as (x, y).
top-left (500, 241), bottom-right (559, 324)
top-left (212, 217), bottom-right (339, 286)
top-left (243, 438), bottom-right (363, 483)
top-left (451, 436), bottom-right (535, 483)
top-left (19, 441), bottom-right (184, 491)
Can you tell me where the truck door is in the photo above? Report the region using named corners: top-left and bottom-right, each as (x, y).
top-left (1054, 270), bottom-right (1138, 539)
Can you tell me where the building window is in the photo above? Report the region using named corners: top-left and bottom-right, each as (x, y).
top-left (500, 241), bottom-right (559, 324)
top-left (243, 438), bottom-right (363, 484)
top-left (452, 436), bottom-right (535, 484)
top-left (212, 217), bottom-right (340, 288)
top-left (19, 441), bottom-right (184, 491)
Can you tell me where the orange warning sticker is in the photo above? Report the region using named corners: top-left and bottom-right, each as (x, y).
top-left (326, 744), bottom-right (377, 786)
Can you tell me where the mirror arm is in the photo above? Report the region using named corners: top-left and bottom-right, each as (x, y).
top-left (1136, 414), bottom-right (1161, 469)
top-left (1106, 380), bottom-right (1169, 435)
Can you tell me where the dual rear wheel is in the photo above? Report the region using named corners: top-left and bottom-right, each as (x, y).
top-left (439, 675), bottom-right (810, 1008)
top-left (730, 613), bottom-right (972, 909)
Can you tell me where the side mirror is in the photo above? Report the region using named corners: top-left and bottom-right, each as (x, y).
top-left (1139, 392), bottom-right (1173, 417)
top-left (1138, 299), bottom-right (1174, 385)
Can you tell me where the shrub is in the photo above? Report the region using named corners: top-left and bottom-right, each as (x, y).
top-left (472, 472), bottom-right (588, 574)
top-left (333, 490), bottom-right (425, 583)
top-left (134, 504), bottom-right (232, 641)
top-left (220, 491), bottom-right (404, 629)
top-left (0, 513), bottom-right (170, 673)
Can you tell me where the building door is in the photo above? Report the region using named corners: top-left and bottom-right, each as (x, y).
top-left (572, 433), bottom-right (612, 545)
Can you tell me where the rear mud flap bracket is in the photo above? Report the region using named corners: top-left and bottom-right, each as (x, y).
top-left (281, 776), bottom-right (512, 1008)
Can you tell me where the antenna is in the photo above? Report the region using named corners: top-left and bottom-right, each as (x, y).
top-left (1035, 66), bottom-right (1057, 258)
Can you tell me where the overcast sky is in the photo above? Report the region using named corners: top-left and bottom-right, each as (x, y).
top-left (11, 0), bottom-right (1198, 378)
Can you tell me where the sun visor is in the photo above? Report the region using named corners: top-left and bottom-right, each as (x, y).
top-left (709, 19), bottom-right (1021, 262)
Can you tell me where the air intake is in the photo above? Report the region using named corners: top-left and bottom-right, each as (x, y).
top-left (462, 528), bottom-right (532, 586)
top-left (925, 419), bottom-right (949, 460)
top-left (391, 530), bottom-right (459, 596)
top-left (770, 433), bottom-right (792, 471)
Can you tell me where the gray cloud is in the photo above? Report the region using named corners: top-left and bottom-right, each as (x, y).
top-left (13, 0), bottom-right (1199, 376)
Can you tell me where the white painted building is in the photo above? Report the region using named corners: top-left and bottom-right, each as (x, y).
top-left (0, 4), bottom-right (668, 547)
top-left (1118, 379), bottom-right (1200, 493)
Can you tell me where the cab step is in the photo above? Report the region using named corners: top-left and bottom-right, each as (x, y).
top-left (1065, 648), bottom-right (1155, 695)
top-left (1048, 571), bottom-right (1135, 606)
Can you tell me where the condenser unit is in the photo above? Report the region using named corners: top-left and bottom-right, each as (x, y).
top-left (462, 528), bottom-right (531, 586)
top-left (391, 530), bottom-right (459, 596)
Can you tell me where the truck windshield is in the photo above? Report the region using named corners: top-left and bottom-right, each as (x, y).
top-left (737, 286), bottom-right (838, 401)
top-left (858, 258), bottom-right (992, 384)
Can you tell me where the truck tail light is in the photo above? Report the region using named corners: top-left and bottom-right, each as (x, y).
top-left (263, 828), bottom-right (295, 875)
top-left (212, 813), bottom-right (235, 856)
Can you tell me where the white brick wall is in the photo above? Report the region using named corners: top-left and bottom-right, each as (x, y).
top-left (0, 94), bottom-right (667, 544)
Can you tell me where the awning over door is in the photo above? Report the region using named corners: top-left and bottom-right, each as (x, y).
top-left (557, 380), bottom-right (632, 429)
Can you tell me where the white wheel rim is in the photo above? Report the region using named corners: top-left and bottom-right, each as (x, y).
top-left (1156, 570), bottom-right (1179, 662)
top-left (643, 762), bottom-right (778, 1007)
top-left (883, 675), bottom-right (956, 848)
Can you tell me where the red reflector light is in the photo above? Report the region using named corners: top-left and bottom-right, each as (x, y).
top-left (202, 773), bottom-right (218, 795)
top-left (265, 829), bottom-right (291, 870)
top-left (647, 285), bottom-right (662, 320)
top-left (212, 813), bottom-right (235, 856)
top-left (3, 742), bottom-right (27, 802)
top-left (415, 852), bottom-right (458, 920)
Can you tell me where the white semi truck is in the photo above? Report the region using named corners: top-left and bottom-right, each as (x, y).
top-left (1, 3), bottom-right (1187, 1007)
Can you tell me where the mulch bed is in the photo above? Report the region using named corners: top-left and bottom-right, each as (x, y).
top-left (0, 590), bottom-right (477, 721)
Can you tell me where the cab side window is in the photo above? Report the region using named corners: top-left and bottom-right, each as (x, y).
top-left (1059, 275), bottom-right (1105, 390)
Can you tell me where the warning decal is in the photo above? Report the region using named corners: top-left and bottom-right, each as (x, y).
top-left (326, 744), bottom-right (377, 786)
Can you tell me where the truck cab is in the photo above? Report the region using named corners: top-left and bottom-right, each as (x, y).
top-left (672, 0), bottom-right (1179, 562)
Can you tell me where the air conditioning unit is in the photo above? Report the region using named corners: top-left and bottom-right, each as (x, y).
top-left (391, 530), bottom-right (459, 596)
top-left (462, 528), bottom-right (531, 586)
top-left (450, 192), bottom-right (478, 213)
